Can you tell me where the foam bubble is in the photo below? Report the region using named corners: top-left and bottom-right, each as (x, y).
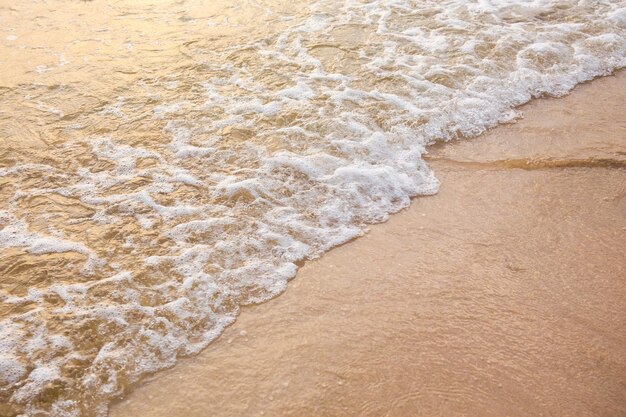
top-left (1, 0), bottom-right (624, 415)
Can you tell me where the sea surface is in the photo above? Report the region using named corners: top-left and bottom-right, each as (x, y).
top-left (0, 1), bottom-right (624, 416)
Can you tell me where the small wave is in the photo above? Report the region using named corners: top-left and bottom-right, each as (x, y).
top-left (0, 1), bottom-right (624, 415)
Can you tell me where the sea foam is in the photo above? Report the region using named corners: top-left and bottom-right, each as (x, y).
top-left (0, 1), bottom-right (624, 416)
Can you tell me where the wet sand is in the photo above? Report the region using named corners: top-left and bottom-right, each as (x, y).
top-left (111, 72), bottom-right (626, 417)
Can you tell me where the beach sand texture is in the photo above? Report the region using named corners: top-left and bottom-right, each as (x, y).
top-left (1, 1), bottom-right (625, 415)
top-left (112, 71), bottom-right (626, 417)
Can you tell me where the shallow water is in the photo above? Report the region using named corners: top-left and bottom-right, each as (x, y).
top-left (0, 1), bottom-right (624, 416)
top-left (112, 71), bottom-right (626, 417)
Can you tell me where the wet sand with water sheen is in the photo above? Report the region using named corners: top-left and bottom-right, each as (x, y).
top-left (111, 72), bottom-right (626, 417)
top-left (3, 1), bottom-right (626, 414)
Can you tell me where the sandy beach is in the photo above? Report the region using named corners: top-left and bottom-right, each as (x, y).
top-left (110, 72), bottom-right (626, 417)
top-left (2, 1), bottom-right (625, 415)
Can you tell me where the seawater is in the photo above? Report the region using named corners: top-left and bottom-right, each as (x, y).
top-left (0, 1), bottom-right (624, 415)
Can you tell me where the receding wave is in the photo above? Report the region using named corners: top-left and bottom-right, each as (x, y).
top-left (0, 0), bottom-right (624, 415)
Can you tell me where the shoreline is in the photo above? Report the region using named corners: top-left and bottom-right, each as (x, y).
top-left (111, 71), bottom-right (626, 417)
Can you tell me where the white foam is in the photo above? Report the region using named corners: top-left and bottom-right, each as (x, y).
top-left (0, 355), bottom-right (26, 385)
top-left (609, 8), bottom-right (626, 27)
top-left (0, 215), bottom-right (94, 257)
top-left (153, 102), bottom-right (187, 119)
top-left (2, 1), bottom-right (625, 415)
